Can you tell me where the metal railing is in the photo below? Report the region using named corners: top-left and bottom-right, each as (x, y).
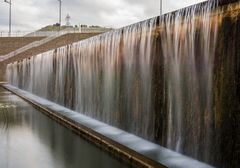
top-left (0, 27), bottom-right (112, 62)
top-left (0, 30), bottom-right (68, 37)
top-left (0, 27), bottom-right (112, 37)
top-left (0, 27), bottom-right (113, 62)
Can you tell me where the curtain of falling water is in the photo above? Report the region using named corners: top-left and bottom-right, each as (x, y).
top-left (7, 0), bottom-right (235, 166)
top-left (7, 19), bottom-right (157, 140)
top-left (160, 1), bottom-right (220, 162)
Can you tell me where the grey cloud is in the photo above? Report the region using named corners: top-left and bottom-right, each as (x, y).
top-left (0, 0), bottom-right (205, 31)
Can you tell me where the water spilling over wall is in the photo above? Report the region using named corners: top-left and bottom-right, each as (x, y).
top-left (6, 0), bottom-right (240, 167)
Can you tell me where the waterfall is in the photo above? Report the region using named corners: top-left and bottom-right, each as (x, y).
top-left (7, 19), bottom-right (157, 140)
top-left (160, 1), bottom-right (220, 161)
top-left (6, 0), bottom-right (240, 167)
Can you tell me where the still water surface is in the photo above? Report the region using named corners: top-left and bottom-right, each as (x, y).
top-left (0, 87), bottom-right (131, 168)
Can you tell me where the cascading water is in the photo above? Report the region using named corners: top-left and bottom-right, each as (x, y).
top-left (6, 0), bottom-right (240, 167)
top-left (160, 1), bottom-right (220, 160)
top-left (8, 19), bottom-right (158, 140)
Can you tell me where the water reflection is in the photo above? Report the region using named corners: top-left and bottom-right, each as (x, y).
top-left (0, 87), bottom-right (131, 168)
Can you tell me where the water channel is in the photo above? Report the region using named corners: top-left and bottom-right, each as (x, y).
top-left (0, 87), bottom-right (131, 168)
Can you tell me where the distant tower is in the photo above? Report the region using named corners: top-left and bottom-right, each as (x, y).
top-left (65, 14), bottom-right (71, 26)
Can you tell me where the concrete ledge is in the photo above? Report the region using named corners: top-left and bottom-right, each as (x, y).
top-left (1, 84), bottom-right (214, 168)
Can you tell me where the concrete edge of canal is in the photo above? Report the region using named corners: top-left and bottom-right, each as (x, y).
top-left (1, 84), bottom-right (166, 168)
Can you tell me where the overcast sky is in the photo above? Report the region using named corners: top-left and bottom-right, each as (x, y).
top-left (0, 0), bottom-right (205, 31)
